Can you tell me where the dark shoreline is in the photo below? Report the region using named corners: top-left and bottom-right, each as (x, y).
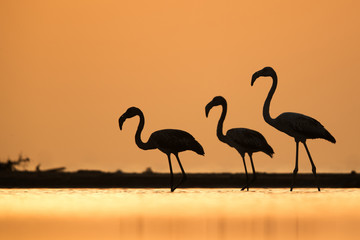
top-left (0, 171), bottom-right (359, 188)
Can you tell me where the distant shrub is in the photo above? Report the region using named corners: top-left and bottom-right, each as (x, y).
top-left (143, 167), bottom-right (154, 174)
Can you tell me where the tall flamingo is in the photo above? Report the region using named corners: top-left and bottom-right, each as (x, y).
top-left (251, 67), bottom-right (336, 191)
top-left (205, 96), bottom-right (274, 191)
top-left (118, 107), bottom-right (204, 192)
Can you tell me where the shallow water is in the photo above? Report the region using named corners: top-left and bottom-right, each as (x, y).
top-left (0, 188), bottom-right (359, 240)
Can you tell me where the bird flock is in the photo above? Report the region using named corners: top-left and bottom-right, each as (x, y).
top-left (118, 67), bottom-right (336, 192)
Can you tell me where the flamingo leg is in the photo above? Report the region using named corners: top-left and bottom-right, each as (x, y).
top-left (174, 153), bottom-right (187, 190)
top-left (290, 140), bottom-right (299, 191)
top-left (303, 142), bottom-right (321, 191)
top-left (240, 154), bottom-right (249, 191)
top-left (167, 154), bottom-right (175, 192)
top-left (248, 153), bottom-right (257, 188)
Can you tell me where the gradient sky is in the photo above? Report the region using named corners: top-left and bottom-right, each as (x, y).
top-left (1, 1), bottom-right (359, 173)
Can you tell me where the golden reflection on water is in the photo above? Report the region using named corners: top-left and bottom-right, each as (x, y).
top-left (0, 188), bottom-right (359, 240)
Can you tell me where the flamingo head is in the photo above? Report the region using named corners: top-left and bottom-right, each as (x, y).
top-left (119, 107), bottom-right (140, 130)
top-left (205, 96), bottom-right (226, 117)
top-left (251, 66), bottom-right (276, 86)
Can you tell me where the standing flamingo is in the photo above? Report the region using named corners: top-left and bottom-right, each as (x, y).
top-left (205, 96), bottom-right (274, 191)
top-left (118, 107), bottom-right (204, 192)
top-left (251, 67), bottom-right (336, 191)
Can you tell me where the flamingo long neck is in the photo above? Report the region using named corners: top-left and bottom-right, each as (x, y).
top-left (263, 72), bottom-right (277, 126)
top-left (135, 112), bottom-right (153, 150)
top-left (217, 102), bottom-right (228, 143)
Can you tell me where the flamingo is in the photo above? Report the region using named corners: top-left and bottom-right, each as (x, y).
top-left (118, 107), bottom-right (204, 192)
top-left (251, 67), bottom-right (336, 191)
top-left (205, 96), bottom-right (274, 191)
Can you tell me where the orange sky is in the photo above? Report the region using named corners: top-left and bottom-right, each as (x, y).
top-left (0, 1), bottom-right (359, 173)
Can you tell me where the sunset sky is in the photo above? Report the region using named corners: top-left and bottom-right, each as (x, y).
top-left (1, 1), bottom-right (359, 173)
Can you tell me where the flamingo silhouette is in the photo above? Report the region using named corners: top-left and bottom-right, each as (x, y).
top-left (205, 96), bottom-right (274, 191)
top-left (251, 67), bottom-right (336, 191)
top-left (118, 107), bottom-right (204, 192)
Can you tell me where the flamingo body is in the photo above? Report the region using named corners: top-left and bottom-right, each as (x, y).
top-left (225, 128), bottom-right (274, 157)
top-left (273, 112), bottom-right (336, 143)
top-left (147, 129), bottom-right (205, 156)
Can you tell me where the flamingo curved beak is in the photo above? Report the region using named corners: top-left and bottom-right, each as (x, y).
top-left (118, 116), bottom-right (126, 130)
top-left (205, 102), bottom-right (213, 118)
top-left (251, 71), bottom-right (261, 86)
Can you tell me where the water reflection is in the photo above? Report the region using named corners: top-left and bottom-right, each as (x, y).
top-left (0, 189), bottom-right (359, 239)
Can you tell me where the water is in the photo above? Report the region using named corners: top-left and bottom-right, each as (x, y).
top-left (0, 188), bottom-right (359, 240)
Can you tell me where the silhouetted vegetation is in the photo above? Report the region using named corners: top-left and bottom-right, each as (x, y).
top-left (0, 154), bottom-right (30, 172)
top-left (1, 157), bottom-right (358, 188)
top-left (142, 167), bottom-right (154, 175)
top-left (0, 169), bottom-right (359, 188)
